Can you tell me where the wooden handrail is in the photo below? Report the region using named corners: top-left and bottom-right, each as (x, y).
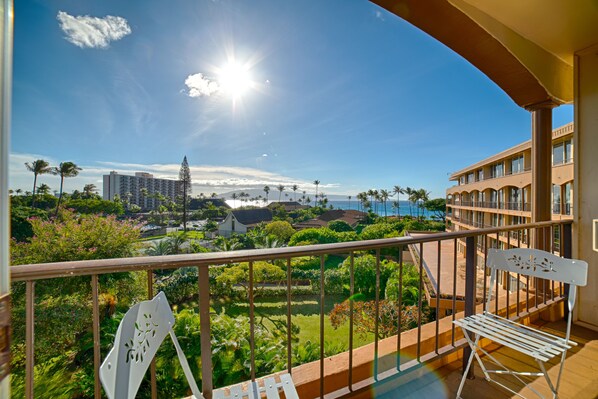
top-left (10, 220), bottom-right (571, 282)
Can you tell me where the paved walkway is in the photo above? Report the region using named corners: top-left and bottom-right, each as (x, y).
top-left (408, 233), bottom-right (468, 299)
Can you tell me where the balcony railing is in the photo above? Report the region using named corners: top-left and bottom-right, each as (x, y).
top-left (10, 220), bottom-right (572, 399)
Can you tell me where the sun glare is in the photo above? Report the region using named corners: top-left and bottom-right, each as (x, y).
top-left (218, 62), bottom-right (252, 99)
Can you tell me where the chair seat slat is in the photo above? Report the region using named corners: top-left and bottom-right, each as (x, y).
top-left (264, 377), bottom-right (279, 399)
top-left (280, 374), bottom-right (299, 399)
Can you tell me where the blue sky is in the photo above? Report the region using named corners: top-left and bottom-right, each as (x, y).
top-left (11, 0), bottom-right (573, 199)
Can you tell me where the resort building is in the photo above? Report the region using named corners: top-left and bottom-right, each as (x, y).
top-left (102, 171), bottom-right (180, 211)
top-left (446, 122), bottom-right (574, 258)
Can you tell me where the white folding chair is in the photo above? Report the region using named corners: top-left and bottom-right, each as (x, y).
top-left (100, 291), bottom-right (203, 399)
top-left (454, 248), bottom-right (588, 399)
top-left (100, 292), bottom-right (300, 399)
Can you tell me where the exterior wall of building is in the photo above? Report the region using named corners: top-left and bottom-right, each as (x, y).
top-left (574, 45), bottom-right (598, 329)
top-left (218, 213), bottom-right (248, 237)
top-left (102, 171), bottom-right (180, 211)
top-left (446, 123), bottom-right (574, 259)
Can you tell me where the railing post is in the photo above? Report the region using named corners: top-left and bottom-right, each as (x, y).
top-left (463, 236), bottom-right (476, 379)
top-left (198, 266), bottom-right (212, 399)
top-left (562, 223), bottom-right (572, 321)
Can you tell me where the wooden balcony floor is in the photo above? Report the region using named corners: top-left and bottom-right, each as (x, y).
top-left (378, 321), bottom-right (598, 399)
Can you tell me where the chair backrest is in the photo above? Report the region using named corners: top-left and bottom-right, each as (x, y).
top-left (486, 248), bottom-right (588, 315)
top-left (100, 292), bottom-right (201, 399)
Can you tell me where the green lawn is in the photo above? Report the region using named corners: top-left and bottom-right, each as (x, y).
top-left (211, 295), bottom-right (374, 350)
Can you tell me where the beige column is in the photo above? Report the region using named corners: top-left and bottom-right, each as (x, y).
top-left (527, 101), bottom-right (557, 250)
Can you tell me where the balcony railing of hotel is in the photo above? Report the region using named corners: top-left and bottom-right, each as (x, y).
top-left (10, 220), bottom-right (571, 399)
top-left (448, 200), bottom-right (534, 213)
top-left (453, 160), bottom-right (578, 188)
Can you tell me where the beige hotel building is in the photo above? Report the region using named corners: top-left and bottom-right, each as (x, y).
top-left (446, 122), bottom-right (574, 259)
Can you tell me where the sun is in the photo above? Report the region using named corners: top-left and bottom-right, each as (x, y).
top-left (218, 62), bottom-right (252, 99)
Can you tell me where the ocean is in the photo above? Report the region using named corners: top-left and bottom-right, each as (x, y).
top-left (327, 200), bottom-right (434, 219)
top-left (224, 199), bottom-right (435, 219)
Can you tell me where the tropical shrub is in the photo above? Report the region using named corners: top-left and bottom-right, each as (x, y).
top-left (327, 220), bottom-right (353, 232)
top-left (338, 255), bottom-right (397, 298)
top-left (63, 198), bottom-right (125, 215)
top-left (10, 205), bottom-right (48, 242)
top-left (264, 221), bottom-right (296, 243)
top-left (330, 300), bottom-right (419, 339)
top-left (215, 262), bottom-right (286, 297)
top-left (10, 208), bottom-right (140, 265)
top-left (288, 228), bottom-right (339, 246)
top-left (384, 263), bottom-right (421, 305)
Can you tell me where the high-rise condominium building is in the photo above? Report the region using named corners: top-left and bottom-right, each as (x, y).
top-left (103, 171), bottom-right (180, 211)
top-left (446, 122), bottom-right (574, 258)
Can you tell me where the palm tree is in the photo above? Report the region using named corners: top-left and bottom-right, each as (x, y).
top-left (37, 183), bottom-right (51, 195)
top-left (83, 183), bottom-right (97, 198)
top-left (263, 185), bottom-right (270, 203)
top-left (292, 184), bottom-right (299, 201)
top-left (231, 192), bottom-right (239, 208)
top-left (380, 189), bottom-right (390, 218)
top-left (52, 161), bottom-right (81, 215)
top-left (25, 159), bottom-right (52, 207)
top-left (405, 187), bottom-right (415, 216)
top-left (277, 184), bottom-right (285, 202)
top-left (417, 188), bottom-right (431, 219)
top-left (393, 185), bottom-right (405, 217)
top-left (15, 188), bottom-right (22, 196)
top-left (313, 180), bottom-right (320, 206)
top-left (347, 195), bottom-right (352, 209)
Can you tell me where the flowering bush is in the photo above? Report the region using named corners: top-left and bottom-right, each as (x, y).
top-left (10, 208), bottom-right (140, 265)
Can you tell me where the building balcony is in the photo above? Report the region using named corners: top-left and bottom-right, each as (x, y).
top-left (10, 220), bottom-right (596, 399)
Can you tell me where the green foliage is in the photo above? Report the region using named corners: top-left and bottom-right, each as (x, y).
top-left (384, 263), bottom-right (421, 305)
top-left (63, 198), bottom-right (125, 215)
top-left (10, 208), bottom-right (140, 265)
top-left (288, 227), bottom-right (339, 246)
top-left (10, 205), bottom-right (48, 242)
top-left (264, 220), bottom-right (296, 243)
top-left (330, 300), bottom-right (419, 340)
top-left (216, 262), bottom-right (286, 297)
top-left (339, 255), bottom-right (398, 298)
top-left (423, 198), bottom-right (446, 221)
top-left (359, 222), bottom-right (402, 241)
top-left (11, 193), bottom-right (58, 211)
top-left (327, 220), bottom-right (354, 232)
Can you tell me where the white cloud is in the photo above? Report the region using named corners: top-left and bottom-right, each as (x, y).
top-left (9, 153), bottom-right (342, 197)
top-left (184, 73), bottom-right (220, 97)
top-left (57, 11), bottom-right (131, 49)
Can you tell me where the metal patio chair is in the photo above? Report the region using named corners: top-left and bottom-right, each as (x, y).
top-left (100, 292), bottom-right (299, 399)
top-left (454, 248), bottom-right (588, 399)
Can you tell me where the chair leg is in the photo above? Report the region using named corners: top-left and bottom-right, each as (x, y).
top-left (456, 344), bottom-right (477, 399)
top-left (536, 359), bottom-right (559, 399)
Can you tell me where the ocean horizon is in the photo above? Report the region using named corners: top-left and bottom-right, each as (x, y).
top-left (224, 199), bottom-right (435, 218)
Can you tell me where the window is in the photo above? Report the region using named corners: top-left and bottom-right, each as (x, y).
top-left (467, 172), bottom-right (475, 184)
top-left (553, 142), bottom-right (564, 165)
top-left (459, 176), bottom-right (465, 185)
top-left (511, 155), bottom-right (524, 174)
top-left (509, 187), bottom-right (521, 209)
top-left (552, 184), bottom-right (561, 214)
top-left (565, 140), bottom-right (573, 163)
top-left (552, 140), bottom-right (572, 165)
top-left (477, 169), bottom-right (484, 181)
top-left (491, 162), bottom-right (504, 178)
top-left (564, 182), bottom-right (572, 215)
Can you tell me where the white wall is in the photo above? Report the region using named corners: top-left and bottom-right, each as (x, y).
top-left (574, 43), bottom-right (598, 329)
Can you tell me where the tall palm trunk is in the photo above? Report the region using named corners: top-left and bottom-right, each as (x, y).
top-left (31, 174), bottom-right (38, 207)
top-left (55, 176), bottom-right (65, 216)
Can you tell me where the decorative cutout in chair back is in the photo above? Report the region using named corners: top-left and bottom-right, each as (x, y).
top-left (487, 248), bottom-right (588, 286)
